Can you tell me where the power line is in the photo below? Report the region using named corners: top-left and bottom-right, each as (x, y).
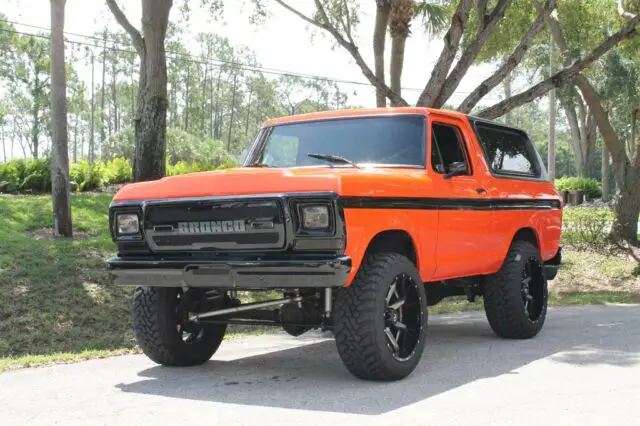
top-left (2, 22), bottom-right (421, 91)
top-left (0, 20), bottom-right (501, 100)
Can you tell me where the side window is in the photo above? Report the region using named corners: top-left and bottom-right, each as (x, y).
top-left (431, 123), bottom-right (470, 175)
top-left (475, 123), bottom-right (539, 177)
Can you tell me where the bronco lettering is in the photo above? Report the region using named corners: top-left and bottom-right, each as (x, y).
top-left (177, 219), bottom-right (246, 234)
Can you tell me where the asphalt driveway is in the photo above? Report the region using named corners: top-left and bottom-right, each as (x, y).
top-left (1, 305), bottom-right (639, 425)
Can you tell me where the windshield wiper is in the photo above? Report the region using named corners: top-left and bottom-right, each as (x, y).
top-left (307, 153), bottom-right (360, 168)
top-left (246, 162), bottom-right (274, 168)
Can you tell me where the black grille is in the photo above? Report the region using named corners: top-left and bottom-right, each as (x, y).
top-left (153, 233), bottom-right (280, 247)
top-left (143, 199), bottom-right (286, 252)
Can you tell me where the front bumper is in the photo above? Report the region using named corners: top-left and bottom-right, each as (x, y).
top-left (107, 256), bottom-right (352, 289)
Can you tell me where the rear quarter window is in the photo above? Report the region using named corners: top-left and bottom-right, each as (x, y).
top-left (473, 121), bottom-right (544, 179)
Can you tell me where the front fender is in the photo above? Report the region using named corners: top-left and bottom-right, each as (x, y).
top-left (342, 207), bottom-right (437, 286)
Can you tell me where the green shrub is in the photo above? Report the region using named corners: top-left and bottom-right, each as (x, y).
top-left (0, 158), bottom-right (51, 193)
top-left (0, 161), bottom-right (20, 193)
top-left (103, 127), bottom-right (235, 167)
top-left (70, 161), bottom-right (104, 192)
top-left (21, 158), bottom-right (51, 192)
top-left (1, 155), bottom-right (237, 193)
top-left (102, 158), bottom-right (132, 185)
top-left (561, 207), bottom-right (613, 246)
top-left (167, 160), bottom-right (214, 176)
top-left (555, 177), bottom-right (602, 200)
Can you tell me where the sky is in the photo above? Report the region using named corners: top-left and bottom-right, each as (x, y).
top-left (4, 0), bottom-right (510, 104)
top-left (2, 0), bottom-right (517, 158)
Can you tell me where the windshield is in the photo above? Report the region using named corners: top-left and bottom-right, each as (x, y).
top-left (249, 115), bottom-right (426, 168)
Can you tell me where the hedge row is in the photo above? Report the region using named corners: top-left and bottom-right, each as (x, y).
top-left (0, 157), bottom-right (237, 194)
top-left (554, 176), bottom-right (602, 200)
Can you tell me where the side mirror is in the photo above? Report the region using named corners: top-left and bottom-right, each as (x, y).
top-left (444, 161), bottom-right (468, 179)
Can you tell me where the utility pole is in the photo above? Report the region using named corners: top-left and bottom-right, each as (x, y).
top-left (548, 31), bottom-right (557, 180)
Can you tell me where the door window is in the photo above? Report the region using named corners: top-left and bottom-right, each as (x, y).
top-left (431, 123), bottom-right (470, 175)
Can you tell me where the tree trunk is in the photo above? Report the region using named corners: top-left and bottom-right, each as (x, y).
top-left (389, 35), bottom-right (406, 106)
top-left (574, 74), bottom-right (639, 242)
top-left (130, 57), bottom-right (135, 128)
top-left (100, 30), bottom-right (107, 162)
top-left (184, 65), bottom-right (190, 131)
top-left (611, 177), bottom-right (640, 242)
top-left (170, 62), bottom-right (177, 128)
top-left (548, 30), bottom-right (556, 179)
top-left (503, 70), bottom-right (512, 125)
top-left (479, 12), bottom-right (640, 120)
top-left (112, 71), bottom-right (118, 133)
top-left (201, 64), bottom-right (207, 136)
top-left (90, 53), bottom-right (95, 163)
top-left (417, 0), bottom-right (474, 107)
top-left (602, 143), bottom-right (610, 201)
top-left (72, 114), bottom-right (77, 163)
top-left (631, 108), bottom-right (638, 158)
top-left (31, 88), bottom-right (39, 160)
top-left (373, 1), bottom-right (390, 108)
top-left (227, 73), bottom-right (238, 151)
top-left (210, 67), bottom-right (218, 138)
top-left (1, 126), bottom-right (6, 162)
top-left (132, 0), bottom-right (172, 182)
top-left (50, 0), bottom-right (73, 238)
top-left (560, 94), bottom-right (586, 175)
top-left (459, 0), bottom-right (555, 113)
top-left (108, 80), bottom-right (113, 139)
top-left (9, 128), bottom-right (14, 160)
top-left (213, 70), bottom-right (223, 140)
top-left (581, 111), bottom-right (596, 177)
top-left (80, 124), bottom-right (84, 160)
top-left (245, 84), bottom-right (253, 137)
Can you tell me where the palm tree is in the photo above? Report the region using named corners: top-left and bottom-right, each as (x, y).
top-left (374, 0), bottom-right (450, 107)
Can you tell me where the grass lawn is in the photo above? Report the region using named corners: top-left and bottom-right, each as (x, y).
top-left (0, 193), bottom-right (639, 373)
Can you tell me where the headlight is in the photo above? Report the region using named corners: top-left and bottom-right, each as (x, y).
top-left (117, 213), bottom-right (139, 235)
top-left (301, 205), bottom-right (330, 229)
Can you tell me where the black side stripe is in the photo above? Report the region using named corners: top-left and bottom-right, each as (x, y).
top-left (340, 197), bottom-right (561, 211)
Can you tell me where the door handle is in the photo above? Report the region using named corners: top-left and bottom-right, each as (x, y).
top-left (476, 187), bottom-right (487, 194)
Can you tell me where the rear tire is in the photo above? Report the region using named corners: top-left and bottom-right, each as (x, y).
top-left (483, 240), bottom-right (548, 339)
top-left (334, 252), bottom-right (428, 381)
top-left (133, 287), bottom-right (227, 366)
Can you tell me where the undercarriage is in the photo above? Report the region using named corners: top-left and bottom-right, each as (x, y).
top-left (176, 279), bottom-right (483, 338)
top-left (179, 288), bottom-right (333, 337)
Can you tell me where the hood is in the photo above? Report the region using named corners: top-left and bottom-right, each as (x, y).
top-left (111, 166), bottom-right (429, 202)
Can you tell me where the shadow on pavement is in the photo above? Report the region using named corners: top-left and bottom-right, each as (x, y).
top-left (116, 305), bottom-right (640, 415)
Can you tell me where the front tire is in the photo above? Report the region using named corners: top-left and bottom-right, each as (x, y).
top-left (334, 252), bottom-right (428, 381)
top-left (483, 240), bottom-right (548, 339)
top-left (133, 287), bottom-right (227, 366)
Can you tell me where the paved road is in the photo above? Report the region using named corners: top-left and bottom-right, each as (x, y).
top-left (1, 305), bottom-right (639, 426)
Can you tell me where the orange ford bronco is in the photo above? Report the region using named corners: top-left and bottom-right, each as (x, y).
top-left (107, 107), bottom-right (562, 381)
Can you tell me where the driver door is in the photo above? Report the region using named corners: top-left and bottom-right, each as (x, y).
top-left (428, 116), bottom-right (495, 280)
